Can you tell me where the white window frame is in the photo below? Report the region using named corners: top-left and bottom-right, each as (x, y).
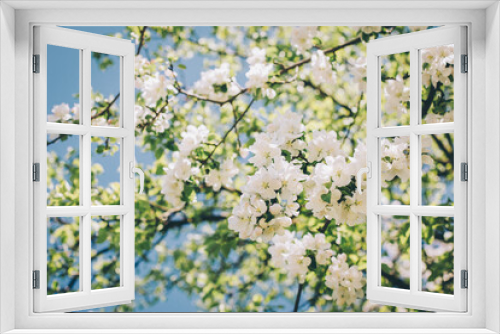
top-left (365, 26), bottom-right (467, 312)
top-left (33, 25), bottom-right (136, 313)
top-left (1, 1), bottom-right (498, 333)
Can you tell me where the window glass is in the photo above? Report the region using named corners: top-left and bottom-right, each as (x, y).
top-left (47, 45), bottom-right (80, 124)
top-left (47, 134), bottom-right (80, 206)
top-left (47, 217), bottom-right (80, 295)
top-left (91, 52), bottom-right (121, 127)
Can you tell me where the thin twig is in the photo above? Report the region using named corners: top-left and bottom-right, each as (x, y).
top-left (278, 37), bottom-right (362, 76)
top-left (136, 26), bottom-right (148, 56)
top-left (201, 97), bottom-right (255, 165)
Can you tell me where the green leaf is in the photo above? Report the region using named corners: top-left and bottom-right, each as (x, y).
top-left (282, 150), bottom-right (292, 162)
top-left (177, 64), bottom-right (187, 70)
top-left (96, 230), bottom-right (108, 244)
top-left (155, 148), bottom-right (163, 159)
top-left (313, 37), bottom-right (322, 46)
top-left (321, 192), bottom-right (332, 203)
top-left (221, 243), bottom-right (232, 258)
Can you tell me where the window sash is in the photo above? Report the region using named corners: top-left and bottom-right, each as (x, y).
top-left (33, 25), bottom-right (136, 313)
top-left (366, 25), bottom-right (468, 312)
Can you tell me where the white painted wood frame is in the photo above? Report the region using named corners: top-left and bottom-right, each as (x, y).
top-left (366, 26), bottom-right (467, 312)
top-left (32, 26), bottom-right (135, 313)
top-left (3, 4), bottom-right (493, 333)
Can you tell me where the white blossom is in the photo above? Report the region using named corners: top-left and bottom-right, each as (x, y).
top-left (205, 159), bottom-right (239, 191)
top-left (310, 50), bottom-right (336, 85)
top-left (245, 63), bottom-right (273, 89)
top-left (307, 130), bottom-right (345, 162)
top-left (161, 168), bottom-right (186, 209)
top-left (141, 73), bottom-right (176, 107)
top-left (178, 125), bottom-right (209, 157)
top-left (291, 26), bottom-right (317, 55)
top-left (325, 253), bottom-right (364, 307)
top-left (349, 57), bottom-right (367, 92)
top-left (384, 76), bottom-right (410, 117)
top-left (153, 111), bottom-right (173, 133)
top-left (71, 103), bottom-right (80, 121)
top-left (247, 47), bottom-right (267, 65)
top-left (193, 63), bottom-right (240, 102)
top-left (248, 133), bottom-right (281, 168)
top-left (380, 137), bottom-right (410, 185)
top-left (269, 232), bottom-right (311, 283)
top-left (48, 103), bottom-right (71, 122)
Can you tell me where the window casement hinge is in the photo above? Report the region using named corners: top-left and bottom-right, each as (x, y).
top-left (461, 54), bottom-right (468, 73)
top-left (461, 270), bottom-right (468, 289)
top-left (32, 270), bottom-right (40, 289)
top-left (33, 54), bottom-right (40, 73)
top-left (461, 162), bottom-right (468, 181)
top-left (33, 163), bottom-right (40, 182)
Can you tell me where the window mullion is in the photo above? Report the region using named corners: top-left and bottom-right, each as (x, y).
top-left (409, 47), bottom-right (420, 294)
top-left (82, 47), bottom-right (92, 294)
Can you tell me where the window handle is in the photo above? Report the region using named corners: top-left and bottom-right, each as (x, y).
top-left (129, 161), bottom-right (145, 194)
top-left (356, 162), bottom-right (372, 195)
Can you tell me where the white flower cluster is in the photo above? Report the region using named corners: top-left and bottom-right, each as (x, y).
top-left (349, 57), bottom-right (367, 92)
top-left (422, 45), bottom-right (454, 88)
top-left (269, 231), bottom-right (314, 284)
top-left (161, 125), bottom-right (209, 209)
top-left (307, 130), bottom-right (345, 163)
top-left (424, 110), bottom-right (454, 124)
top-left (228, 111), bottom-right (309, 242)
top-left (305, 143), bottom-right (366, 225)
top-left (325, 253), bottom-right (365, 307)
top-left (268, 231), bottom-right (364, 306)
top-left (310, 50), bottom-right (336, 85)
top-left (291, 26), bottom-right (318, 55)
top-left (229, 111), bottom-right (370, 242)
top-left (384, 76), bottom-right (410, 117)
top-left (380, 137), bottom-right (410, 186)
top-left (245, 48), bottom-right (275, 99)
top-left (192, 63), bottom-right (240, 102)
top-left (205, 159), bottom-right (239, 192)
top-left (48, 103), bottom-right (80, 123)
top-left (134, 55), bottom-right (178, 108)
top-left (141, 72), bottom-right (177, 107)
top-left (134, 104), bottom-right (174, 133)
top-left (229, 156), bottom-right (306, 242)
top-left (135, 55), bottom-right (150, 79)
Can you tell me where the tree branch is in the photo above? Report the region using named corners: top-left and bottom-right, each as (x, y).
top-left (136, 26), bottom-right (148, 56)
top-left (177, 86), bottom-right (249, 106)
top-left (278, 37), bottom-right (362, 76)
top-left (293, 282), bottom-right (304, 312)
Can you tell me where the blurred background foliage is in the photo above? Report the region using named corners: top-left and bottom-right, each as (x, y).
top-left (45, 25), bottom-right (454, 312)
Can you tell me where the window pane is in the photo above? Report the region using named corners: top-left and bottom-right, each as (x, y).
top-left (47, 134), bottom-right (80, 206)
top-left (421, 216), bottom-right (454, 294)
top-left (47, 45), bottom-right (80, 124)
top-left (421, 134), bottom-right (454, 206)
top-left (47, 217), bottom-right (80, 295)
top-left (91, 52), bottom-right (121, 127)
top-left (380, 215), bottom-right (410, 289)
top-left (91, 215), bottom-right (121, 290)
top-left (421, 45), bottom-right (454, 124)
top-left (91, 137), bottom-right (121, 205)
top-left (380, 136), bottom-right (410, 205)
top-left (380, 52), bottom-right (410, 127)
